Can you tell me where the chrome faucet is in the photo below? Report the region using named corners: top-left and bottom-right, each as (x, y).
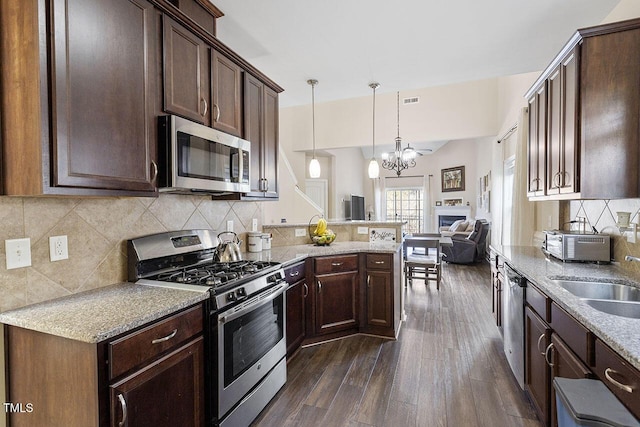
top-left (624, 255), bottom-right (640, 263)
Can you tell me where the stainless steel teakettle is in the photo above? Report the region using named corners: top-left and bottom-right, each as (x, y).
top-left (215, 231), bottom-right (242, 262)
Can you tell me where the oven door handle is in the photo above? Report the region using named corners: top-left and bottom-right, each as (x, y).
top-left (219, 282), bottom-right (287, 324)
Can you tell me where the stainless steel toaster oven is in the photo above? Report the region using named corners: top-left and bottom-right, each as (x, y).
top-left (543, 231), bottom-right (611, 263)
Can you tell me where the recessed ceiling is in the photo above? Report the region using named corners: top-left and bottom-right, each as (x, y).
top-left (211, 0), bottom-right (620, 108)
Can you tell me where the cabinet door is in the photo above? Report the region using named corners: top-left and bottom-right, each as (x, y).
top-left (244, 74), bottom-right (265, 194)
top-left (212, 50), bottom-right (243, 136)
top-left (559, 48), bottom-right (579, 195)
top-left (262, 85), bottom-right (279, 198)
top-left (286, 279), bottom-right (307, 357)
top-left (110, 337), bottom-right (205, 427)
top-left (525, 306), bottom-right (551, 426)
top-left (550, 333), bottom-right (592, 427)
top-left (163, 16), bottom-right (210, 125)
top-left (594, 339), bottom-right (640, 418)
top-left (547, 66), bottom-right (562, 194)
top-left (314, 272), bottom-right (359, 335)
top-left (527, 84), bottom-right (547, 197)
top-left (366, 270), bottom-right (392, 328)
top-left (239, 73), bottom-right (279, 199)
top-left (50, 0), bottom-right (159, 192)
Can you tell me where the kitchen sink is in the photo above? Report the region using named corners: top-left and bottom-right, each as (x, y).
top-left (552, 279), bottom-right (640, 302)
top-left (582, 299), bottom-right (640, 319)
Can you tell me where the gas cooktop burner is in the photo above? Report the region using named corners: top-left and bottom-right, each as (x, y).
top-left (153, 260), bottom-right (279, 289)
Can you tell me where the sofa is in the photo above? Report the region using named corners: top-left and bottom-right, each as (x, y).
top-left (441, 219), bottom-right (489, 264)
top-left (439, 219), bottom-right (476, 237)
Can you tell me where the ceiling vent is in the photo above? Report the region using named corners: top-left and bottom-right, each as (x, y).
top-left (403, 96), bottom-right (419, 105)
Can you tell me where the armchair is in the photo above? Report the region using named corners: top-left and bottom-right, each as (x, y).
top-left (441, 219), bottom-right (489, 264)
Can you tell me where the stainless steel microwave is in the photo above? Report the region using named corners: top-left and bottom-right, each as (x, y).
top-left (158, 115), bottom-right (250, 194)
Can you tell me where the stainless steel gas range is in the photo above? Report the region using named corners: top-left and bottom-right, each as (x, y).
top-left (127, 229), bottom-right (287, 427)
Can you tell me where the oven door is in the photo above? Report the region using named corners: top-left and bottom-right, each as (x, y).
top-left (217, 282), bottom-right (287, 418)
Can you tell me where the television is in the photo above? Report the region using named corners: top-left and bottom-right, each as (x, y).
top-left (345, 194), bottom-right (366, 221)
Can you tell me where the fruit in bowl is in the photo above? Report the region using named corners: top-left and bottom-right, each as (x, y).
top-left (312, 231), bottom-right (336, 245)
top-left (312, 219), bottom-right (336, 245)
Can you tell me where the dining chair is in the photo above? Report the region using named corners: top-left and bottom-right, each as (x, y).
top-left (403, 237), bottom-right (442, 290)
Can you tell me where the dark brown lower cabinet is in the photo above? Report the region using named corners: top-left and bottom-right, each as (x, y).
top-left (5, 303), bottom-right (205, 427)
top-left (525, 306), bottom-right (551, 426)
top-left (365, 270), bottom-right (393, 329)
top-left (549, 333), bottom-right (592, 427)
top-left (286, 278), bottom-right (307, 357)
top-left (110, 337), bottom-right (205, 427)
top-left (594, 339), bottom-right (640, 418)
top-left (314, 271), bottom-right (359, 336)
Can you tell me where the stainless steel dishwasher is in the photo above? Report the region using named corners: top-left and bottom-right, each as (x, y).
top-left (502, 263), bottom-right (526, 389)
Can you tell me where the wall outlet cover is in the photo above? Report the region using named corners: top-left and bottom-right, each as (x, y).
top-left (227, 220), bottom-right (234, 232)
top-left (357, 226), bottom-right (369, 235)
top-left (49, 235), bottom-right (69, 262)
top-left (295, 228), bottom-right (306, 237)
top-left (6, 238), bottom-right (32, 270)
top-left (252, 218), bottom-right (258, 232)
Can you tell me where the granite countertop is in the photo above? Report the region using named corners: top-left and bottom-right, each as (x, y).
top-left (242, 241), bottom-right (403, 266)
top-left (0, 241), bottom-right (400, 344)
top-left (491, 244), bottom-right (640, 370)
top-left (0, 283), bottom-right (209, 343)
top-left (263, 221), bottom-right (405, 228)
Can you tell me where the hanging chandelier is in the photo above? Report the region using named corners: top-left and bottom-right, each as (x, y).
top-left (307, 79), bottom-right (321, 178)
top-left (381, 91), bottom-right (417, 176)
top-left (368, 82), bottom-right (380, 179)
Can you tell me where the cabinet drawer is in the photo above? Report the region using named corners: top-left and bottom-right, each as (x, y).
top-left (526, 282), bottom-right (550, 322)
top-left (594, 339), bottom-right (640, 418)
top-left (109, 304), bottom-right (203, 379)
top-left (284, 261), bottom-right (305, 284)
top-left (366, 253), bottom-right (392, 270)
top-left (315, 254), bottom-right (358, 274)
top-left (550, 302), bottom-right (591, 365)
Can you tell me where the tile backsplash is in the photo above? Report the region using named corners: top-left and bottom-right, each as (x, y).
top-left (0, 194), bottom-right (262, 312)
top-left (569, 199), bottom-right (640, 275)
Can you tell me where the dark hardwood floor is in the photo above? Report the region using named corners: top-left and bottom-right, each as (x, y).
top-left (254, 261), bottom-right (542, 427)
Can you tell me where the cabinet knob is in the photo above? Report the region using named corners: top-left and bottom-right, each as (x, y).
top-left (117, 393), bottom-right (128, 427)
top-left (201, 98), bottom-right (208, 116)
top-left (604, 368), bottom-right (634, 394)
top-left (151, 329), bottom-right (177, 344)
top-left (544, 343), bottom-right (554, 367)
top-left (367, 275), bottom-right (371, 288)
top-left (331, 262), bottom-right (344, 267)
top-left (150, 160), bottom-right (158, 183)
top-left (303, 283), bottom-right (308, 298)
top-left (213, 104), bottom-right (221, 121)
top-left (317, 280), bottom-right (322, 293)
top-left (374, 261), bottom-right (385, 265)
top-left (536, 333), bottom-right (546, 356)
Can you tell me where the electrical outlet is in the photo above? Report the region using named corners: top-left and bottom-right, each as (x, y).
top-left (357, 227), bottom-right (369, 235)
top-left (5, 238), bottom-right (31, 269)
top-left (49, 235), bottom-right (69, 262)
top-left (628, 224), bottom-right (637, 244)
top-left (295, 228), bottom-right (306, 237)
top-left (252, 218), bottom-right (258, 232)
top-left (226, 220), bottom-right (234, 232)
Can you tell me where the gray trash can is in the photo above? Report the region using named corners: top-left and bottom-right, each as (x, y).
top-left (554, 378), bottom-right (640, 427)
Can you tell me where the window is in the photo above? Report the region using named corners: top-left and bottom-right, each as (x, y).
top-left (386, 188), bottom-right (423, 234)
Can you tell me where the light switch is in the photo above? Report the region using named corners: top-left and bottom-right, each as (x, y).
top-left (6, 238), bottom-right (32, 270)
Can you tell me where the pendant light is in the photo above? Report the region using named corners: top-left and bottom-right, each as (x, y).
top-left (307, 79), bottom-right (321, 178)
top-left (368, 82), bottom-right (380, 179)
top-left (381, 91), bottom-right (417, 176)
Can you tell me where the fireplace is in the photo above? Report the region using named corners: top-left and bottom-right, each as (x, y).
top-left (439, 215), bottom-right (466, 228)
top-left (433, 206), bottom-right (471, 231)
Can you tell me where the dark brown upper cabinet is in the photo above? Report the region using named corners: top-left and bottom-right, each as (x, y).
top-left (0, 0), bottom-right (161, 196)
top-left (526, 17), bottom-right (640, 200)
top-left (163, 15), bottom-right (211, 126)
top-left (212, 50), bottom-right (243, 137)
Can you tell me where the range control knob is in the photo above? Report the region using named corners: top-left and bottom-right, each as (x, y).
top-left (235, 288), bottom-right (247, 299)
top-left (226, 293), bottom-right (236, 302)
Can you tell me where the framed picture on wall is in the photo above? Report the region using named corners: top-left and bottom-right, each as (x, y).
top-left (441, 166), bottom-right (465, 192)
top-left (443, 198), bottom-right (463, 206)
